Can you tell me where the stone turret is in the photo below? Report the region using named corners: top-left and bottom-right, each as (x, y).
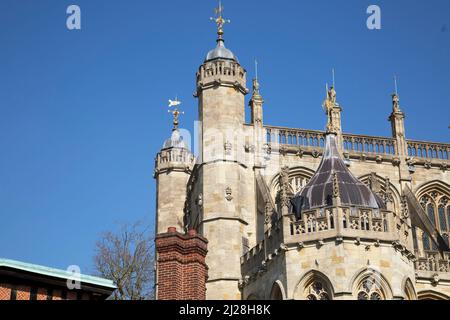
top-left (192, 3), bottom-right (255, 300)
top-left (154, 109), bottom-right (195, 234)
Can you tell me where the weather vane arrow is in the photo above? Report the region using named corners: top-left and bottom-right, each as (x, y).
top-left (210, 0), bottom-right (230, 40)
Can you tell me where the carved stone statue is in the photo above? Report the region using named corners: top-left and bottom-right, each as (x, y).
top-left (392, 93), bottom-right (400, 112)
top-left (323, 86), bottom-right (338, 133)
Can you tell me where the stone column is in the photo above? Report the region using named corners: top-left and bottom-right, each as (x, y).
top-left (415, 227), bottom-right (425, 258)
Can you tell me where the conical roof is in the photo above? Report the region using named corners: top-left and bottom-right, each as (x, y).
top-left (291, 134), bottom-right (386, 215)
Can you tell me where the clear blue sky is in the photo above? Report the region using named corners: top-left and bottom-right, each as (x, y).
top-left (0, 0), bottom-right (449, 274)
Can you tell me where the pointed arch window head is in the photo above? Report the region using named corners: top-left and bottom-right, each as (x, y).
top-left (295, 271), bottom-right (334, 300)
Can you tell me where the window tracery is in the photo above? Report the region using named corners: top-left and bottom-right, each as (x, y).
top-left (305, 281), bottom-right (330, 300)
top-left (419, 190), bottom-right (450, 251)
top-left (356, 278), bottom-right (385, 300)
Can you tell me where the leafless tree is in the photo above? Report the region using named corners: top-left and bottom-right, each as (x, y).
top-left (94, 222), bottom-right (154, 300)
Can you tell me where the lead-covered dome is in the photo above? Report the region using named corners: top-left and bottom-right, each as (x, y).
top-left (205, 39), bottom-right (238, 62)
top-left (291, 134), bottom-right (386, 215)
top-left (163, 129), bottom-right (189, 149)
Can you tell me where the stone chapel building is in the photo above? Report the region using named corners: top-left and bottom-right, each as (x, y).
top-left (154, 5), bottom-right (450, 300)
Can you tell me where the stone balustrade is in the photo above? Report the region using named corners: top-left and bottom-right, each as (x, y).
top-left (263, 125), bottom-right (449, 164)
top-left (407, 140), bottom-right (450, 160)
top-left (415, 251), bottom-right (450, 273)
top-left (342, 134), bottom-right (396, 156)
top-left (265, 126), bottom-right (326, 149)
top-left (154, 148), bottom-right (196, 177)
top-left (156, 148), bottom-right (195, 165)
top-left (287, 207), bottom-right (395, 243)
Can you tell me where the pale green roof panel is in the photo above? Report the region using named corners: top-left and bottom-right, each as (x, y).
top-left (0, 258), bottom-right (116, 289)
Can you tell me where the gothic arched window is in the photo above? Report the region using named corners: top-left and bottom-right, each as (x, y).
top-left (357, 278), bottom-right (385, 300)
top-left (295, 271), bottom-right (334, 300)
top-left (418, 192), bottom-right (450, 251)
top-left (271, 168), bottom-right (314, 203)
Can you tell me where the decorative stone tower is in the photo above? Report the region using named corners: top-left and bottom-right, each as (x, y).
top-left (192, 3), bottom-right (254, 299)
top-left (154, 100), bottom-right (195, 234)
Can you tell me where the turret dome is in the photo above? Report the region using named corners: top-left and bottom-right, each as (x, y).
top-left (163, 129), bottom-right (189, 150)
top-left (205, 39), bottom-right (238, 62)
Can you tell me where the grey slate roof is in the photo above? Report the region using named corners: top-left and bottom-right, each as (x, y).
top-left (291, 134), bottom-right (386, 215)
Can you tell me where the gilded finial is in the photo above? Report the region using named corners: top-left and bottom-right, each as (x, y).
top-left (168, 97), bottom-right (184, 130)
top-left (210, 0), bottom-right (230, 42)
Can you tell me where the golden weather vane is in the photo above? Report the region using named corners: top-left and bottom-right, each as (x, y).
top-left (168, 97), bottom-right (184, 130)
top-left (210, 0), bottom-right (231, 40)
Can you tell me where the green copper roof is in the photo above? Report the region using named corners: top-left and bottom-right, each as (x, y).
top-left (0, 258), bottom-right (116, 289)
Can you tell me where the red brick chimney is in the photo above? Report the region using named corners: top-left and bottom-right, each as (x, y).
top-left (155, 227), bottom-right (208, 300)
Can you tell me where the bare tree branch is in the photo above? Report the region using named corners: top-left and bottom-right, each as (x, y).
top-left (94, 221), bottom-right (154, 300)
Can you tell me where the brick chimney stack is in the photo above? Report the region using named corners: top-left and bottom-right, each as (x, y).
top-left (155, 228), bottom-right (208, 300)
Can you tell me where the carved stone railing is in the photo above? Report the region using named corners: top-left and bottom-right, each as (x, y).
top-left (156, 148), bottom-right (195, 165)
top-left (407, 140), bottom-right (450, 160)
top-left (415, 251), bottom-right (450, 273)
top-left (265, 126), bottom-right (326, 149)
top-left (264, 126), bottom-right (398, 158)
top-left (342, 134), bottom-right (396, 156)
top-left (290, 208), bottom-right (336, 235)
top-left (285, 207), bottom-right (398, 247)
top-left (290, 207), bottom-right (391, 237)
top-left (264, 125), bottom-right (449, 165)
top-left (154, 148), bottom-right (196, 176)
